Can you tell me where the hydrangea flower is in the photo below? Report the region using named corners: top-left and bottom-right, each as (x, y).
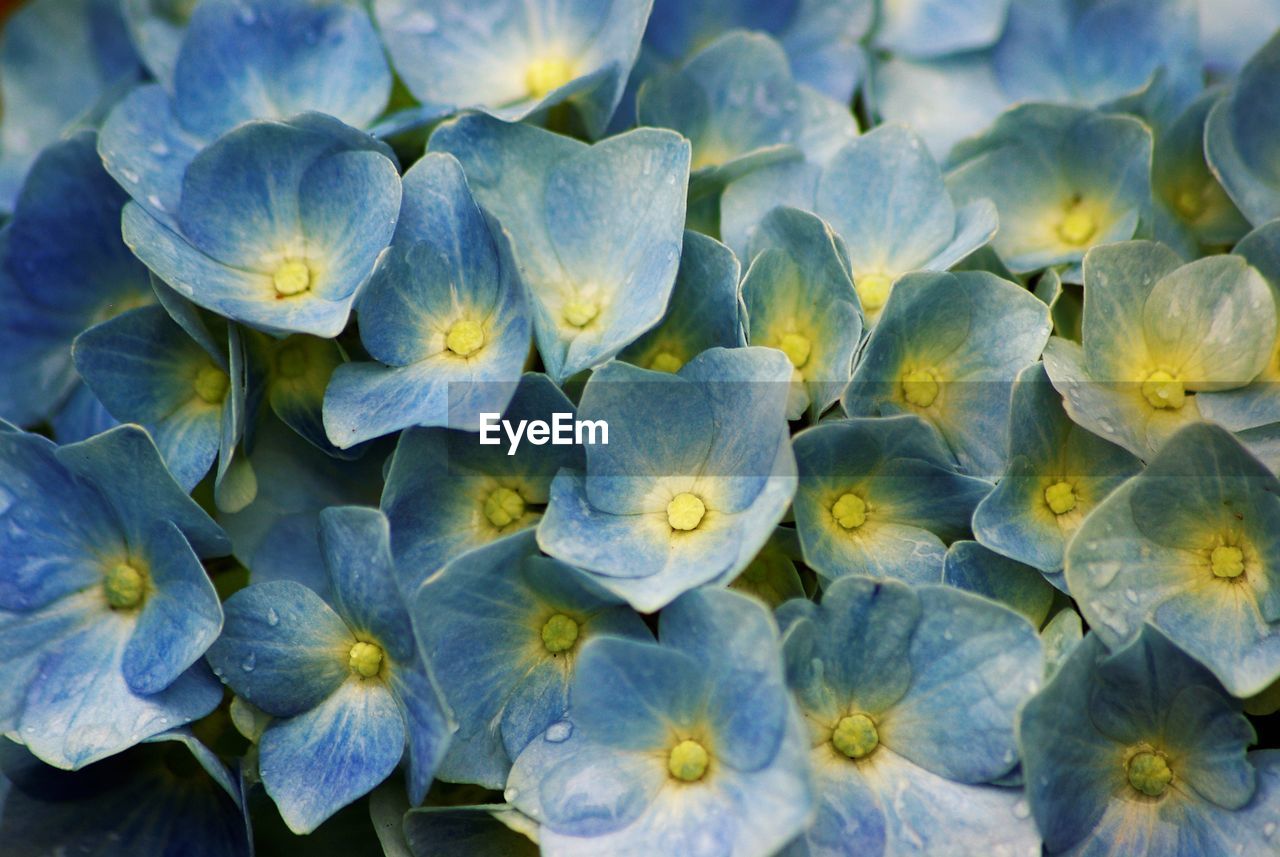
top-left (1206, 33), bottom-right (1280, 227)
top-left (0, 425), bottom-right (228, 770)
top-left (100, 0), bottom-right (392, 223)
top-left (843, 270), bottom-right (1051, 477)
top-left (206, 506), bottom-right (453, 833)
top-left (777, 575), bottom-right (1043, 857)
top-left (412, 530), bottom-right (650, 788)
top-left (1042, 241), bottom-right (1275, 460)
top-left (1020, 625), bottom-right (1280, 856)
top-left (0, 0), bottom-right (140, 211)
top-left (429, 113), bottom-right (689, 382)
top-left (740, 206), bottom-right (863, 419)
top-left (637, 31), bottom-right (856, 195)
top-left (0, 132), bottom-right (153, 441)
top-left (381, 373), bottom-right (582, 589)
top-left (870, 0), bottom-right (1009, 58)
top-left (722, 124), bottom-right (996, 322)
top-left (943, 540), bottom-right (1056, 629)
top-left (538, 348), bottom-right (797, 612)
top-left (644, 0), bottom-right (871, 103)
top-left (323, 152), bottom-right (530, 446)
top-left (876, 0), bottom-right (1198, 158)
top-left (618, 230), bottom-right (743, 374)
top-left (244, 329), bottom-right (350, 458)
top-left (1198, 0), bottom-right (1280, 77)
top-left (375, 0), bottom-right (650, 139)
top-left (1065, 422), bottom-right (1280, 698)
top-left (122, 114), bottom-right (402, 337)
top-left (0, 730), bottom-right (251, 856)
top-left (505, 588), bottom-right (813, 857)
top-left (792, 415), bottom-right (991, 586)
top-left (121, 0), bottom-right (198, 85)
top-left (972, 362), bottom-right (1141, 585)
top-left (946, 104), bottom-right (1153, 278)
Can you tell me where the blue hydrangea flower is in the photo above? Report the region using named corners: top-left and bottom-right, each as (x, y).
top-left (323, 152), bottom-right (531, 446)
top-left (206, 506), bottom-right (454, 834)
top-left (618, 230), bottom-right (744, 373)
top-left (0, 132), bottom-right (154, 441)
top-left (1042, 241), bottom-right (1275, 460)
top-left (505, 587), bottom-right (813, 857)
top-left (1199, 0), bottom-right (1280, 77)
top-left (429, 114), bottom-right (689, 382)
top-left (946, 104), bottom-right (1153, 278)
top-left (871, 0), bottom-right (1009, 58)
top-left (1206, 33), bottom-right (1280, 227)
top-left (972, 362), bottom-right (1141, 586)
top-left (537, 348), bottom-right (797, 612)
top-left (121, 0), bottom-right (197, 86)
top-left (381, 373), bottom-right (582, 590)
top-left (122, 114), bottom-right (402, 338)
top-left (876, 0), bottom-right (1198, 158)
top-left (100, 0), bottom-right (392, 224)
top-left (72, 305), bottom-right (244, 494)
top-left (740, 206), bottom-right (863, 419)
top-left (636, 31), bottom-right (856, 196)
top-left (1152, 91), bottom-right (1250, 259)
top-left (375, 0), bottom-right (650, 140)
top-left (0, 0), bottom-right (140, 211)
top-left (943, 540), bottom-right (1057, 629)
top-left (644, 0), bottom-right (871, 103)
top-left (1020, 625), bottom-right (1280, 856)
top-left (1065, 422), bottom-right (1280, 698)
top-left (0, 425), bottom-right (229, 770)
top-left (0, 729), bottom-right (251, 856)
top-left (412, 530), bottom-right (650, 789)
top-left (244, 329), bottom-right (350, 458)
top-left (722, 124), bottom-right (996, 323)
top-left (843, 270), bottom-right (1051, 477)
top-left (792, 415), bottom-right (991, 586)
top-left (777, 576), bottom-right (1043, 857)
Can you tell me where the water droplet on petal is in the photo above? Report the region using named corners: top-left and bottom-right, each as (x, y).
top-left (544, 720), bottom-right (573, 743)
top-left (241, 653), bottom-right (256, 672)
top-left (266, 608), bottom-right (279, 627)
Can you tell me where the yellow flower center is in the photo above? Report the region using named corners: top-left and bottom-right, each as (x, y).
top-left (348, 641), bottom-right (384, 678)
top-left (1127, 750), bottom-right (1172, 797)
top-left (1141, 369), bottom-right (1185, 410)
top-left (272, 260), bottom-right (311, 297)
top-left (667, 739), bottom-right (710, 782)
top-left (563, 298), bottom-right (599, 328)
top-left (667, 492), bottom-right (706, 531)
top-left (1210, 545), bottom-right (1245, 579)
top-left (832, 713), bottom-right (879, 759)
top-left (104, 562), bottom-right (147, 610)
top-left (831, 493), bottom-right (867, 530)
top-left (525, 56), bottom-right (576, 99)
top-left (541, 613), bottom-right (580, 654)
top-left (1057, 204), bottom-right (1097, 246)
top-left (649, 351), bottom-right (684, 373)
top-left (1044, 481), bottom-right (1077, 515)
top-left (901, 368), bottom-right (940, 408)
top-left (483, 487), bottom-right (526, 529)
top-left (193, 365), bottom-right (229, 404)
top-left (445, 318), bottom-right (485, 357)
top-left (856, 272), bottom-right (892, 312)
top-left (778, 333), bottom-right (812, 369)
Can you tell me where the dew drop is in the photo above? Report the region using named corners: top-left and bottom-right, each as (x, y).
top-left (266, 608), bottom-right (280, 627)
top-left (544, 720), bottom-right (573, 743)
top-left (241, 653), bottom-right (257, 672)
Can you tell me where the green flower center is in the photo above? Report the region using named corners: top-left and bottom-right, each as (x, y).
top-left (541, 613), bottom-right (580, 654)
top-left (856, 272), bottom-right (892, 311)
top-left (778, 333), bottom-right (811, 369)
top-left (193, 365), bottom-right (229, 404)
top-left (1044, 481), bottom-right (1077, 515)
top-left (1211, 545), bottom-right (1245, 579)
top-left (1127, 750), bottom-right (1172, 797)
top-left (901, 368), bottom-right (940, 408)
top-left (667, 739), bottom-right (709, 782)
top-left (273, 260), bottom-right (311, 297)
top-left (525, 56), bottom-right (575, 99)
top-left (832, 713), bottom-right (879, 759)
top-left (667, 492), bottom-right (706, 531)
top-left (348, 641), bottom-right (384, 678)
top-left (563, 297), bottom-right (599, 328)
top-left (832, 493), bottom-right (867, 530)
top-left (483, 487), bottom-right (526, 528)
top-left (649, 351), bottom-right (684, 373)
top-left (104, 562), bottom-right (147, 610)
top-left (445, 319), bottom-right (485, 357)
top-left (1141, 369), bottom-right (1185, 409)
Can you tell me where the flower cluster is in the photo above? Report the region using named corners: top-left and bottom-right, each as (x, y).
top-left (2, 0), bottom-right (1280, 855)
